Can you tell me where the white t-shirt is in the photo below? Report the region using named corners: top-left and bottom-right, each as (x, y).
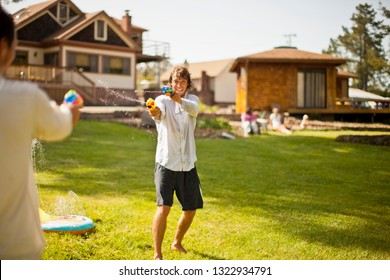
top-left (269, 113), bottom-right (282, 128)
top-left (0, 77), bottom-right (72, 259)
top-left (154, 92), bottom-right (199, 172)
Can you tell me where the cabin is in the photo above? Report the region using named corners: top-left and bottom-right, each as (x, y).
top-left (160, 59), bottom-right (236, 106)
top-left (230, 47), bottom-right (390, 121)
top-left (6, 0), bottom-right (167, 105)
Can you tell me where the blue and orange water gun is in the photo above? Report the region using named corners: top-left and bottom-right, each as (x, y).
top-left (161, 86), bottom-right (173, 96)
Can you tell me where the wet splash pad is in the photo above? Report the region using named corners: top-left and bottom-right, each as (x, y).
top-left (39, 208), bottom-right (94, 235)
top-left (38, 190), bottom-right (94, 235)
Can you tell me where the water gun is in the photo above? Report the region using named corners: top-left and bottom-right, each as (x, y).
top-left (162, 86), bottom-right (173, 96)
top-left (146, 86), bottom-right (174, 110)
top-left (146, 98), bottom-right (156, 109)
top-left (64, 89), bottom-right (84, 105)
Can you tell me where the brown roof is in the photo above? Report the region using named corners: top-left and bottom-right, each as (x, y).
top-left (230, 47), bottom-right (347, 72)
top-left (337, 70), bottom-right (359, 78)
top-left (112, 18), bottom-right (147, 32)
top-left (43, 11), bottom-right (139, 51)
top-left (13, 0), bottom-right (81, 27)
top-left (42, 11), bottom-right (99, 41)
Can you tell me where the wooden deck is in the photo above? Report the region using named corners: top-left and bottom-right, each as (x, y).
top-left (289, 108), bottom-right (390, 115)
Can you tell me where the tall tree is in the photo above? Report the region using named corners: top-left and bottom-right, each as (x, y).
top-left (325, 3), bottom-right (389, 96)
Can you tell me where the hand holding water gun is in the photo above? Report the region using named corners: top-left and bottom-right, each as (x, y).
top-left (145, 86), bottom-right (174, 119)
top-left (146, 98), bottom-right (156, 110)
top-left (64, 89), bottom-right (84, 106)
top-left (63, 89), bottom-right (83, 125)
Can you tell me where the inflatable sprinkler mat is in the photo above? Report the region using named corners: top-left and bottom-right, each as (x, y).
top-left (39, 208), bottom-right (94, 235)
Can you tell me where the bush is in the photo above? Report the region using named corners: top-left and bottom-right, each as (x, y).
top-left (197, 117), bottom-right (231, 130)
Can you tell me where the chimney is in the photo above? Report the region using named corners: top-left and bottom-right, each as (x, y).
top-left (121, 10), bottom-right (131, 33)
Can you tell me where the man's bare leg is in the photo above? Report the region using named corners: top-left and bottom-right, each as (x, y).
top-left (171, 210), bottom-right (196, 253)
top-left (152, 206), bottom-right (171, 260)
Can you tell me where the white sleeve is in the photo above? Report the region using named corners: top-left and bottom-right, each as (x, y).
top-left (182, 95), bottom-right (199, 118)
top-left (155, 95), bottom-right (166, 119)
top-left (33, 88), bottom-right (73, 141)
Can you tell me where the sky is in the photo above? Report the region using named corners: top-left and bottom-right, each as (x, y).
top-left (4, 0), bottom-right (390, 65)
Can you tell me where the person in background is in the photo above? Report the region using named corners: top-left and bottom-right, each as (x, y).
top-left (300, 114), bottom-right (309, 130)
top-left (0, 6), bottom-right (82, 260)
top-left (269, 106), bottom-right (292, 135)
top-left (148, 66), bottom-right (203, 260)
top-left (241, 107), bottom-right (259, 137)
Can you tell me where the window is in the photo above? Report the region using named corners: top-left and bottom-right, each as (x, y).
top-left (14, 51), bottom-right (28, 65)
top-left (103, 56), bottom-right (130, 75)
top-left (44, 52), bottom-right (59, 66)
top-left (95, 20), bottom-right (107, 41)
top-left (131, 33), bottom-right (139, 43)
top-left (297, 69), bottom-right (326, 108)
top-left (58, 2), bottom-right (69, 23)
top-left (67, 52), bottom-right (98, 72)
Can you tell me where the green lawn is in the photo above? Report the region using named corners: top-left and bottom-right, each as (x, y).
top-left (36, 120), bottom-right (390, 260)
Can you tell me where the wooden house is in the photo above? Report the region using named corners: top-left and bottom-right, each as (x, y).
top-left (7, 0), bottom-right (166, 105)
top-left (230, 46), bottom-right (390, 120)
top-left (160, 59), bottom-right (236, 106)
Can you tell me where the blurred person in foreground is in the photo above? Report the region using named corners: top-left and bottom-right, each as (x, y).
top-left (0, 6), bottom-right (82, 260)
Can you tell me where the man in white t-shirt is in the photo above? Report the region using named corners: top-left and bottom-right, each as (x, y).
top-left (0, 7), bottom-right (81, 259)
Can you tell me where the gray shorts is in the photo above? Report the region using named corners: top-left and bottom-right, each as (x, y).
top-left (154, 163), bottom-right (203, 211)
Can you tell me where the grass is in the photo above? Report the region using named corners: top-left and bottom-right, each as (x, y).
top-left (35, 120), bottom-right (390, 260)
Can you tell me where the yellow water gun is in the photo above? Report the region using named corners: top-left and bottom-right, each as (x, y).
top-left (146, 98), bottom-right (156, 110)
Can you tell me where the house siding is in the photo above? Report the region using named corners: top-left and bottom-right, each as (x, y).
top-left (215, 66), bottom-right (236, 103)
top-left (69, 23), bottom-right (128, 47)
top-left (17, 14), bottom-right (61, 42)
top-left (235, 62), bottom-right (340, 113)
top-left (246, 63), bottom-right (296, 112)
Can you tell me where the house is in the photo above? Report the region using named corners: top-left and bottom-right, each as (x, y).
top-left (160, 59), bottom-right (236, 106)
top-left (229, 46), bottom-right (390, 120)
top-left (7, 0), bottom-right (167, 105)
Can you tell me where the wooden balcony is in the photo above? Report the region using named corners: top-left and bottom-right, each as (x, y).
top-left (5, 64), bottom-right (97, 105)
top-left (289, 98), bottom-right (390, 114)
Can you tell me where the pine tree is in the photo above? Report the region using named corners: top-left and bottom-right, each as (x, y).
top-left (325, 3), bottom-right (389, 96)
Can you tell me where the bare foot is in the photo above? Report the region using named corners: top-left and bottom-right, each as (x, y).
top-left (171, 243), bottom-right (187, 253)
top-left (154, 254), bottom-right (163, 260)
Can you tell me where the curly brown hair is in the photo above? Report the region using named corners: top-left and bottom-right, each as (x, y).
top-left (168, 66), bottom-right (193, 90)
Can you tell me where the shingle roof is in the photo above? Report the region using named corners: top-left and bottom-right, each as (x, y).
top-left (13, 0), bottom-right (77, 26)
top-left (230, 47), bottom-right (347, 72)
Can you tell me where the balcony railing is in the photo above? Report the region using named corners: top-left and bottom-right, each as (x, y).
top-left (5, 64), bottom-right (96, 104)
top-left (336, 97), bottom-right (390, 110)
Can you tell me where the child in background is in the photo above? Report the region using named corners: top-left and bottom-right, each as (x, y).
top-left (241, 107), bottom-right (259, 137)
top-left (269, 107), bottom-right (292, 135)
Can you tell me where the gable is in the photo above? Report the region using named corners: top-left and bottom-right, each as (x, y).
top-left (69, 22), bottom-right (128, 48)
top-left (47, 0), bottom-right (81, 25)
top-left (17, 13), bottom-right (62, 42)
